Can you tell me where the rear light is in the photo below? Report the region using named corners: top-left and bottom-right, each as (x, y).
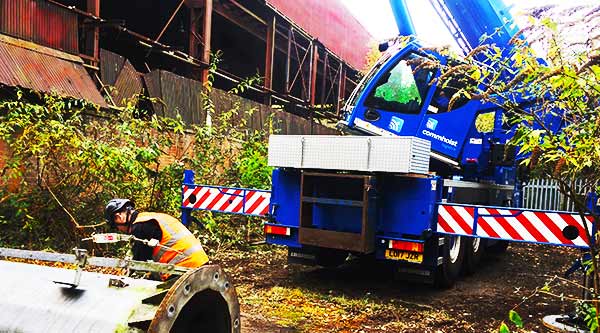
top-left (264, 225), bottom-right (291, 236)
top-left (389, 240), bottom-right (424, 252)
top-left (466, 157), bottom-right (478, 163)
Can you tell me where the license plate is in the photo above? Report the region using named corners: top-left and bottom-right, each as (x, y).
top-left (385, 249), bottom-right (423, 263)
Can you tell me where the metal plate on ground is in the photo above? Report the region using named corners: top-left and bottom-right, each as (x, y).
top-left (268, 135), bottom-right (430, 174)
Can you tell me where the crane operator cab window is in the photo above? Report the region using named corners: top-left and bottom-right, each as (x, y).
top-left (428, 66), bottom-right (474, 114)
top-left (364, 53), bottom-right (434, 114)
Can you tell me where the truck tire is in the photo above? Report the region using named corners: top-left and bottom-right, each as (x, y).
top-left (464, 237), bottom-right (485, 274)
top-left (315, 248), bottom-right (348, 268)
top-left (435, 235), bottom-right (465, 288)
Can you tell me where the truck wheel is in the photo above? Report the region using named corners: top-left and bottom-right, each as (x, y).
top-left (435, 235), bottom-right (465, 288)
top-left (464, 237), bottom-right (485, 274)
top-left (486, 240), bottom-right (509, 255)
top-left (315, 248), bottom-right (348, 268)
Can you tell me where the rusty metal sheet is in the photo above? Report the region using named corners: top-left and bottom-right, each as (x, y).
top-left (0, 0), bottom-right (78, 54)
top-left (113, 59), bottom-right (144, 107)
top-left (99, 48), bottom-right (126, 87)
top-left (0, 34), bottom-right (107, 107)
top-left (144, 70), bottom-right (205, 125)
top-left (266, 0), bottom-right (372, 71)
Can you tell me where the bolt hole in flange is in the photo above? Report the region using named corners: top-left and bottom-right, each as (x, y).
top-left (168, 305), bottom-right (176, 318)
top-left (183, 284), bottom-right (191, 295)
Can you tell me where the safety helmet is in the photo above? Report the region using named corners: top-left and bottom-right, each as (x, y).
top-left (104, 198), bottom-right (134, 227)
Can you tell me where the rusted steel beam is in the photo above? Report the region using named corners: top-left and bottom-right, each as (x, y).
top-left (189, 8), bottom-right (201, 60)
top-left (202, 0), bottom-right (213, 84)
top-left (156, 0), bottom-right (186, 43)
top-left (320, 52), bottom-right (328, 105)
top-left (264, 15), bottom-right (275, 94)
top-left (285, 27), bottom-right (292, 94)
top-left (47, 0), bottom-right (102, 21)
top-left (289, 33), bottom-right (311, 101)
top-left (212, 3), bottom-right (266, 42)
top-left (86, 0), bottom-right (100, 64)
top-left (337, 64), bottom-right (346, 116)
top-left (309, 42), bottom-right (319, 106)
top-left (227, 0), bottom-right (267, 25)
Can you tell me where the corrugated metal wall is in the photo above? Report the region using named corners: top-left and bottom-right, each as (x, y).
top-left (142, 69), bottom-right (338, 135)
top-left (0, 0), bottom-right (78, 54)
top-left (144, 70), bottom-right (206, 126)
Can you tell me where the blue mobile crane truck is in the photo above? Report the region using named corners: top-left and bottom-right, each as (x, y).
top-left (181, 0), bottom-right (594, 287)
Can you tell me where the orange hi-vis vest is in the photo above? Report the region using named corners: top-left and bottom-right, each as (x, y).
top-left (133, 212), bottom-right (209, 268)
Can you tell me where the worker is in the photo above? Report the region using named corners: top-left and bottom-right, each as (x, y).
top-left (104, 199), bottom-right (209, 271)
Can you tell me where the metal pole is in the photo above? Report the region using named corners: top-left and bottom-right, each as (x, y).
top-left (264, 15), bottom-right (275, 104)
top-left (309, 42), bottom-right (318, 105)
top-left (86, 0), bottom-right (100, 65)
top-left (336, 64), bottom-right (346, 116)
top-left (320, 52), bottom-right (328, 105)
top-left (201, 0), bottom-right (213, 84)
top-left (285, 27), bottom-right (292, 94)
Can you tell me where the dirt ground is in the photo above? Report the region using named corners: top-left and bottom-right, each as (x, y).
top-left (213, 243), bottom-right (587, 333)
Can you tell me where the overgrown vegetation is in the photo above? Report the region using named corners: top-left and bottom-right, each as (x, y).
top-left (0, 57), bottom-right (274, 255)
top-left (433, 13), bottom-right (600, 332)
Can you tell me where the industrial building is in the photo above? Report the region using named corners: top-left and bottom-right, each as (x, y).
top-left (0, 0), bottom-right (374, 127)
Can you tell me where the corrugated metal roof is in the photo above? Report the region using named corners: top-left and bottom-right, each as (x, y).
top-left (0, 33), bottom-right (107, 107)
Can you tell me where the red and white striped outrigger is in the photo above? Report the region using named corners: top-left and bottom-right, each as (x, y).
top-left (437, 204), bottom-right (593, 248)
top-left (181, 171), bottom-right (594, 249)
top-left (181, 184), bottom-right (271, 217)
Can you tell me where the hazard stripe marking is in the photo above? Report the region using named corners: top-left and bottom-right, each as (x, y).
top-left (437, 204), bottom-right (591, 248)
top-left (182, 185), bottom-right (271, 216)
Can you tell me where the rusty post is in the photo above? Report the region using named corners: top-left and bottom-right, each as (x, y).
top-left (285, 27), bottom-right (292, 95)
top-left (336, 63), bottom-right (346, 116)
top-left (189, 8), bottom-right (201, 80)
top-left (189, 8), bottom-right (199, 59)
top-left (309, 42), bottom-right (319, 106)
top-left (264, 15), bottom-right (275, 104)
top-left (201, 0), bottom-right (213, 84)
top-left (320, 52), bottom-right (328, 105)
top-left (86, 0), bottom-right (100, 65)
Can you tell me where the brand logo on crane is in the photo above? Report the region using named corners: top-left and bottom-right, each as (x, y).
top-left (422, 130), bottom-right (458, 147)
top-left (388, 116), bottom-right (404, 133)
top-left (426, 118), bottom-right (438, 130)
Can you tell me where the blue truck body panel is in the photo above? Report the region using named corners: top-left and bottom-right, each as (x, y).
top-left (377, 175), bottom-right (441, 237)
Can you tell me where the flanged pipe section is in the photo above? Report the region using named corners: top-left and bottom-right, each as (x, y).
top-left (0, 258), bottom-right (239, 333)
top-left (149, 265), bottom-right (240, 333)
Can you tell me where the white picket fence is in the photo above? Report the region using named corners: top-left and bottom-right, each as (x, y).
top-left (522, 178), bottom-right (586, 212)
